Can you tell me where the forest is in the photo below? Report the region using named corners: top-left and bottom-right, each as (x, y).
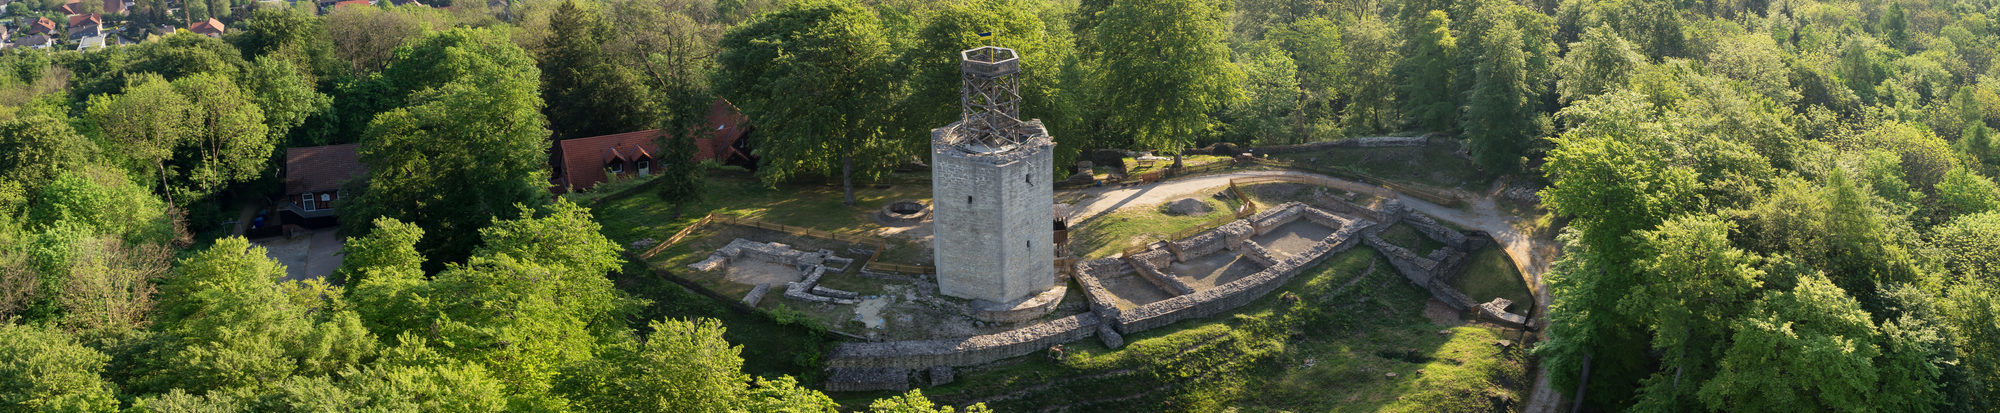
top-left (0, 0), bottom-right (1996, 411)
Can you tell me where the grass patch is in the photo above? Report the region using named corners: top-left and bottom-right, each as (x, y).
top-left (609, 258), bottom-right (832, 382)
top-left (923, 246), bottom-right (1532, 412)
top-left (1268, 143), bottom-right (1490, 191)
top-left (1068, 195), bottom-right (1239, 258)
top-left (1124, 155), bottom-right (1231, 177)
top-left (590, 174), bottom-right (934, 246)
top-left (1376, 224), bottom-right (1446, 257)
top-left (1449, 247), bottom-right (1534, 311)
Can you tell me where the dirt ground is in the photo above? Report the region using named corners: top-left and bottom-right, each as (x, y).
top-left (1252, 220), bottom-right (1338, 258)
top-left (724, 260), bottom-right (805, 287)
top-left (1096, 272), bottom-right (1175, 310)
top-left (1165, 252), bottom-right (1263, 291)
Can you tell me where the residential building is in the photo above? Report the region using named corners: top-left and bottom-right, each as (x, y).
top-left (66, 13), bottom-right (99, 39)
top-left (25, 17), bottom-right (54, 35)
top-left (189, 18), bottom-right (223, 37)
top-left (281, 144), bottom-right (366, 224)
top-left (549, 98), bottom-right (757, 193)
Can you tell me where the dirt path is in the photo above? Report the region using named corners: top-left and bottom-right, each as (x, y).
top-left (1061, 169), bottom-right (1565, 413)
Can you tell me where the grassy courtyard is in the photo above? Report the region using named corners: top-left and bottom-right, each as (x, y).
top-left (902, 246), bottom-right (1532, 412)
top-left (1268, 142), bottom-right (1491, 192)
top-left (1071, 195), bottom-right (1245, 259)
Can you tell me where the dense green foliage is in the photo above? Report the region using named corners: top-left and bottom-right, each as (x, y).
top-left (2, 0), bottom-right (1999, 410)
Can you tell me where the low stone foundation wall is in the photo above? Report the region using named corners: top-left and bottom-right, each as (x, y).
top-left (1170, 221), bottom-right (1251, 262)
top-left (1116, 218), bottom-right (1370, 335)
top-left (1239, 241), bottom-right (1281, 268)
top-left (1402, 211), bottom-right (1469, 250)
top-left (1129, 256), bottom-right (1197, 296)
top-left (1308, 191), bottom-right (1388, 223)
top-left (1072, 258), bottom-right (1127, 321)
top-left (973, 285), bottom-right (1068, 323)
top-left (1250, 202), bottom-right (1308, 235)
top-left (825, 313), bottom-right (1102, 370)
top-left (825, 367), bottom-right (910, 393)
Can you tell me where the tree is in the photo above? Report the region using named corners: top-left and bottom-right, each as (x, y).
top-left (167, 73), bottom-right (272, 203)
top-left (1932, 212), bottom-right (2000, 281)
top-left (1881, 3), bottom-right (1910, 51)
top-left (1622, 214), bottom-right (1765, 409)
top-left (1935, 167), bottom-right (2000, 218)
top-left (1225, 43), bottom-right (1301, 145)
top-left (1535, 91), bottom-right (1702, 408)
top-left (133, 238), bottom-right (374, 395)
top-left (87, 75), bottom-right (193, 208)
top-left (540, 0), bottom-right (655, 139)
top-left (716, 0), bottom-right (898, 206)
top-left (896, 0), bottom-right (1074, 153)
top-left (654, 133), bottom-right (706, 210)
top-left (1557, 25), bottom-right (1643, 104)
top-left (0, 323), bottom-right (118, 412)
top-left (232, 7), bottom-right (343, 81)
top-left (557, 318), bottom-right (756, 412)
top-left (244, 57), bottom-right (331, 146)
top-left (1398, 10), bottom-right (1457, 132)
top-left (325, 5), bottom-right (450, 75)
top-left (1092, 0), bottom-right (1238, 153)
top-left (866, 389), bottom-right (991, 413)
top-left (0, 115), bottom-right (96, 193)
top-left (343, 28), bottom-right (553, 268)
top-left (1338, 15), bottom-right (1400, 133)
top-left (1696, 273), bottom-right (1902, 412)
top-left (1263, 17), bottom-right (1346, 139)
top-left (1462, 20), bottom-right (1537, 173)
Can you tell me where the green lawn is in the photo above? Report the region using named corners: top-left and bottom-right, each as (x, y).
top-left (1068, 195), bottom-right (1241, 258)
top-left (590, 173), bottom-right (935, 246)
top-left (1124, 155), bottom-right (1232, 177)
top-left (610, 258), bottom-right (833, 382)
top-left (1377, 224), bottom-right (1447, 257)
top-left (1268, 143), bottom-right (1491, 191)
top-left (918, 246), bottom-right (1532, 412)
top-left (1449, 247), bottom-right (1535, 312)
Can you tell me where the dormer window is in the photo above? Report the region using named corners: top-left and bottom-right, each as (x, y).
top-left (636, 157), bottom-right (652, 176)
top-left (607, 162), bottom-right (624, 174)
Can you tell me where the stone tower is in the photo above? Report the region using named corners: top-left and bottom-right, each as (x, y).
top-left (931, 46), bottom-right (1056, 304)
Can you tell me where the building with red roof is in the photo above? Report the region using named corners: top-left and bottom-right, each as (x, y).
top-left (26, 17), bottom-right (56, 35)
top-left (550, 98), bottom-right (756, 193)
top-left (66, 14), bottom-right (100, 39)
top-left (104, 0), bottom-right (126, 15)
top-left (281, 144), bottom-right (367, 220)
top-left (57, 0), bottom-right (83, 15)
top-left (190, 18), bottom-right (224, 37)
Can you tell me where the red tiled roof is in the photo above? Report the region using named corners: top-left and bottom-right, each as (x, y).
top-left (67, 14), bottom-right (99, 27)
top-left (105, 0), bottom-right (125, 14)
top-left (58, 0), bottom-right (82, 15)
top-left (556, 130), bottom-right (661, 193)
top-left (284, 144), bottom-right (366, 195)
top-left (699, 98), bottom-right (751, 162)
top-left (27, 18), bottom-right (55, 35)
top-left (190, 18), bottom-right (224, 35)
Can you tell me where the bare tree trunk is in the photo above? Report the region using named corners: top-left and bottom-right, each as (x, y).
top-left (1571, 354), bottom-right (1592, 413)
top-left (841, 156), bottom-right (856, 206)
top-left (157, 160), bottom-right (175, 210)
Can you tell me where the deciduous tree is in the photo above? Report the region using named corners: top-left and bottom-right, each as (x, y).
top-left (1092, 0), bottom-right (1238, 153)
top-left (716, 0), bottom-right (897, 205)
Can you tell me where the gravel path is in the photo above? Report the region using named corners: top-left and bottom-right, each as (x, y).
top-left (1061, 169), bottom-right (1565, 413)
